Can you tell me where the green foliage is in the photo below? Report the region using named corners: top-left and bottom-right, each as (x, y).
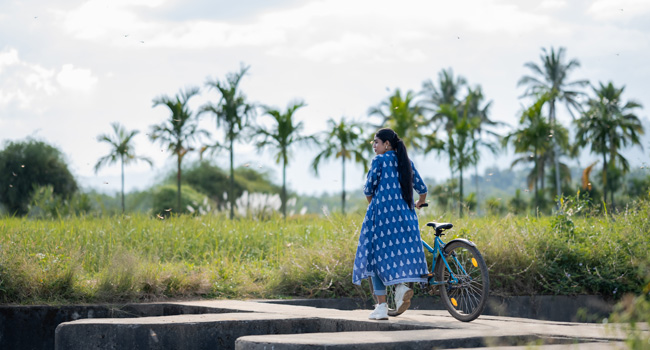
top-left (484, 197), bottom-right (505, 216)
top-left (429, 178), bottom-right (457, 212)
top-left (507, 189), bottom-right (527, 215)
top-left (27, 185), bottom-right (92, 219)
top-left (87, 189), bottom-right (153, 216)
top-left (473, 200), bottom-right (649, 298)
top-left (152, 184), bottom-right (209, 216)
top-left (1, 198), bottom-right (648, 304)
top-left (234, 167), bottom-right (282, 195)
top-left (0, 139), bottom-right (78, 216)
top-left (182, 161), bottom-right (235, 209)
top-left (610, 272), bottom-right (650, 349)
top-left (625, 173), bottom-right (650, 200)
top-left (175, 161), bottom-right (281, 211)
top-left (464, 192), bottom-right (477, 212)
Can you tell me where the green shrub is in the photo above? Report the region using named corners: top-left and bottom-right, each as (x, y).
top-left (152, 184), bottom-right (209, 216)
top-left (0, 139), bottom-right (78, 215)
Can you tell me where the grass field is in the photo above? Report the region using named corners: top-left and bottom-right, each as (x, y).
top-left (1, 198), bottom-right (649, 305)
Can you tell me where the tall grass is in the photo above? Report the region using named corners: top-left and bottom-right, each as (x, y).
top-left (1, 199), bottom-right (648, 304)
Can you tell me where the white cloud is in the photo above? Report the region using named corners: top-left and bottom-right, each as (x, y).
top-left (0, 48), bottom-right (97, 110)
top-left (60, 0), bottom-right (164, 41)
top-left (537, 0), bottom-right (567, 11)
top-left (58, 0), bottom-right (553, 62)
top-left (0, 48), bottom-right (20, 73)
top-left (57, 64), bottom-right (98, 90)
top-left (145, 20), bottom-right (287, 48)
top-left (0, 47), bottom-right (57, 109)
top-left (262, 0), bottom-right (553, 63)
top-left (588, 0), bottom-right (650, 20)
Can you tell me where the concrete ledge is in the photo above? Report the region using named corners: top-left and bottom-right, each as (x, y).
top-left (0, 303), bottom-right (250, 350)
top-left (55, 312), bottom-right (431, 350)
top-left (235, 329), bottom-right (573, 350)
top-left (260, 295), bottom-right (615, 322)
top-left (53, 301), bottom-right (636, 350)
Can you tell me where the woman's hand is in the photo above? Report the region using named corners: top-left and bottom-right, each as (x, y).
top-left (415, 194), bottom-right (427, 209)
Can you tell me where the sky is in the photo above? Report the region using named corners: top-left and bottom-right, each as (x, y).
top-left (1, 0), bottom-right (649, 196)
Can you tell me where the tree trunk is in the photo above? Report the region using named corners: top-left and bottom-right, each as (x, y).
top-left (534, 149), bottom-right (539, 210)
top-left (459, 167), bottom-right (464, 218)
top-left (229, 136), bottom-right (235, 220)
top-left (177, 153), bottom-right (182, 212)
top-left (281, 155), bottom-right (287, 218)
top-left (341, 154), bottom-right (346, 214)
top-left (541, 161), bottom-right (545, 190)
top-left (550, 100), bottom-right (562, 211)
top-left (602, 151), bottom-right (608, 210)
top-left (120, 154), bottom-right (125, 214)
top-left (450, 157), bottom-right (456, 213)
top-left (474, 163), bottom-right (479, 216)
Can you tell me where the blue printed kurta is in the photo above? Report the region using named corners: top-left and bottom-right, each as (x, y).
top-left (352, 150), bottom-right (428, 286)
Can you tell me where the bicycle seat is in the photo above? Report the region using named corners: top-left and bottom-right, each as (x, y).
top-left (426, 222), bottom-right (453, 235)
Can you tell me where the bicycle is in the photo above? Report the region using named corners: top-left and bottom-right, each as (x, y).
top-left (369, 215), bottom-right (489, 322)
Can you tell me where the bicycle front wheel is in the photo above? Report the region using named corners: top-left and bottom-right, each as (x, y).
top-left (435, 240), bottom-right (489, 322)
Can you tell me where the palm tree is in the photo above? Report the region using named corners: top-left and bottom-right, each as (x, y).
top-left (463, 86), bottom-right (502, 215)
top-left (518, 46), bottom-right (589, 208)
top-left (201, 64), bottom-right (255, 219)
top-left (574, 81), bottom-right (644, 209)
top-left (503, 97), bottom-right (550, 207)
top-left (421, 68), bottom-right (468, 212)
top-left (503, 94), bottom-right (570, 210)
top-left (422, 68), bottom-right (467, 109)
top-left (367, 88), bottom-right (434, 152)
top-left (435, 96), bottom-right (486, 217)
top-left (312, 117), bottom-right (368, 214)
top-left (150, 86), bottom-right (206, 212)
top-left (254, 100), bottom-right (312, 217)
top-left (95, 122), bottom-right (152, 213)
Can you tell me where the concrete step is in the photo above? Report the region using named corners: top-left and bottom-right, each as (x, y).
top-left (53, 300), bottom-right (636, 350)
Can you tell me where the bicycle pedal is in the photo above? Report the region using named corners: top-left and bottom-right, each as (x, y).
top-left (420, 273), bottom-right (434, 278)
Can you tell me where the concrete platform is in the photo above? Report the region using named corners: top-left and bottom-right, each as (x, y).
top-left (54, 300), bottom-right (642, 350)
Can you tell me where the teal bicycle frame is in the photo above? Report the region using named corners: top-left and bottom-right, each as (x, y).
top-left (422, 236), bottom-right (470, 286)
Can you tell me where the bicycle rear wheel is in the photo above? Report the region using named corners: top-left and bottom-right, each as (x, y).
top-left (434, 240), bottom-right (489, 322)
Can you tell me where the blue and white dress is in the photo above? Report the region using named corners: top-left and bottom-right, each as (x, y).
top-left (352, 150), bottom-right (429, 286)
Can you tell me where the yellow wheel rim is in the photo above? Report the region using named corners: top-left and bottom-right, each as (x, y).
top-left (451, 298), bottom-right (458, 307)
top-left (472, 258), bottom-right (478, 267)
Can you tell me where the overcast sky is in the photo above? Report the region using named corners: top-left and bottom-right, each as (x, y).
top-left (1, 0), bottom-right (649, 196)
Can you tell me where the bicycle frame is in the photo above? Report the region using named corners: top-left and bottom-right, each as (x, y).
top-left (422, 236), bottom-right (469, 286)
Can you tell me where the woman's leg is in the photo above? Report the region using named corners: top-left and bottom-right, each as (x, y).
top-left (371, 275), bottom-right (387, 304)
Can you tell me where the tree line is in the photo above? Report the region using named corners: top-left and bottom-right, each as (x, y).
top-left (1, 46), bottom-right (646, 218)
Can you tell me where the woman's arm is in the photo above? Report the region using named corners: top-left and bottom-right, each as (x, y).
top-left (363, 157), bottom-right (382, 198)
top-left (412, 161), bottom-right (428, 209)
top-left (366, 196), bottom-right (373, 203)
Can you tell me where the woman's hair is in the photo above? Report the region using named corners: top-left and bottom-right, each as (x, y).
top-left (376, 128), bottom-right (414, 208)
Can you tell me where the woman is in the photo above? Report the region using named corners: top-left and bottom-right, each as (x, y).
top-left (352, 128), bottom-right (428, 320)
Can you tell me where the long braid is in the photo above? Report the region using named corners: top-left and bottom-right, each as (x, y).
top-left (376, 128), bottom-right (414, 208)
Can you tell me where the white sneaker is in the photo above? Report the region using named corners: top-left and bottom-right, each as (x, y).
top-left (394, 283), bottom-right (413, 314)
top-left (368, 303), bottom-right (389, 320)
